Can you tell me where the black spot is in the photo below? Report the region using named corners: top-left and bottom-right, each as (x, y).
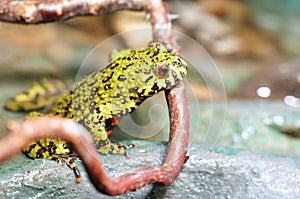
top-left (128, 87), bottom-right (137, 93)
top-left (37, 141), bottom-right (44, 147)
top-left (118, 75), bottom-right (127, 81)
top-left (109, 62), bottom-right (119, 70)
top-left (96, 107), bottom-right (101, 114)
top-left (129, 96), bottom-right (137, 101)
top-left (172, 61), bottom-right (178, 67)
top-left (172, 71), bottom-right (178, 81)
top-left (97, 139), bottom-right (110, 148)
top-left (155, 43), bottom-right (162, 49)
top-left (148, 91), bottom-right (155, 95)
top-left (143, 69), bottom-right (151, 75)
top-left (88, 80), bottom-right (96, 86)
top-left (120, 99), bottom-right (128, 104)
top-left (105, 119), bottom-right (114, 132)
top-left (137, 88), bottom-right (146, 97)
top-left (180, 71), bottom-right (186, 78)
top-left (90, 101), bottom-right (96, 107)
top-left (74, 104), bottom-right (81, 111)
top-left (36, 148), bottom-right (46, 158)
top-left (135, 101), bottom-right (142, 107)
top-left (69, 158), bottom-right (75, 164)
top-left (111, 93), bottom-right (121, 98)
top-left (83, 97), bottom-right (89, 103)
top-left (122, 63), bottom-right (134, 70)
top-left (151, 83), bottom-right (159, 91)
top-left (48, 141), bottom-right (57, 155)
top-left (108, 145), bottom-right (115, 153)
top-left (171, 71), bottom-right (181, 84)
top-left (177, 58), bottom-right (183, 64)
top-left (63, 143), bottom-right (70, 149)
top-left (92, 87), bottom-right (98, 92)
top-left (144, 75), bottom-right (153, 83)
top-left (104, 84), bottom-right (111, 90)
top-left (130, 107), bottom-right (136, 112)
top-left (102, 72), bottom-right (114, 83)
top-left (153, 50), bottom-right (159, 56)
top-left (165, 80), bottom-right (171, 87)
top-left (92, 120), bottom-right (99, 125)
top-left (127, 57), bottom-right (133, 61)
top-left (24, 144), bottom-right (37, 156)
top-left (135, 69), bottom-right (141, 73)
top-left (89, 95), bottom-right (94, 100)
top-left (91, 72), bottom-right (97, 77)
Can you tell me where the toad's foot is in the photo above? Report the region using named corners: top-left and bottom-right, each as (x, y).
top-left (57, 157), bottom-right (81, 183)
top-left (97, 139), bottom-right (137, 158)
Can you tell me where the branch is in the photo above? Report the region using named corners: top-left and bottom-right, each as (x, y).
top-left (0, 0), bottom-right (146, 24)
top-left (0, 0), bottom-right (190, 195)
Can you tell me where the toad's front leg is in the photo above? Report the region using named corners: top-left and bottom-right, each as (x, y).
top-left (84, 117), bottom-right (136, 157)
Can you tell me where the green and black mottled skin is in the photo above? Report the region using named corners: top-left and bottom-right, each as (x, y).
top-left (5, 43), bottom-right (188, 182)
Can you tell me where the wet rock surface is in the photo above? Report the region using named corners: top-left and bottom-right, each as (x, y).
top-left (1, 140), bottom-right (300, 198)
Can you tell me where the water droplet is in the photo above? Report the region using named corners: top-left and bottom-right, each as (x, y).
top-left (272, 115), bottom-right (284, 125)
top-left (256, 86), bottom-right (271, 98)
top-left (284, 95), bottom-right (300, 108)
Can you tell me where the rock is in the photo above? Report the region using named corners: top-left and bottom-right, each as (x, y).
top-left (1, 141), bottom-right (300, 198)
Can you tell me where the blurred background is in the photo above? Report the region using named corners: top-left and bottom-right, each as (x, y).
top-left (0, 0), bottom-right (300, 157)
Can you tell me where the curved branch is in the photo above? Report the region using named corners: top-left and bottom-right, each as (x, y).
top-left (146, 0), bottom-right (189, 184)
top-left (0, 0), bottom-right (147, 24)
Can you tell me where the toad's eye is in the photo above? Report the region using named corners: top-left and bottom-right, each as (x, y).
top-left (153, 63), bottom-right (170, 78)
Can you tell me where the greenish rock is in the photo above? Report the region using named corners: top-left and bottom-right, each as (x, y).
top-left (187, 100), bottom-right (300, 157)
top-left (1, 141), bottom-right (300, 198)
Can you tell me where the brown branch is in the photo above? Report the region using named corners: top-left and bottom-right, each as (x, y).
top-left (0, 0), bottom-right (147, 24)
top-left (146, 0), bottom-right (189, 184)
top-left (146, 0), bottom-right (179, 52)
top-left (0, 0), bottom-right (190, 195)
